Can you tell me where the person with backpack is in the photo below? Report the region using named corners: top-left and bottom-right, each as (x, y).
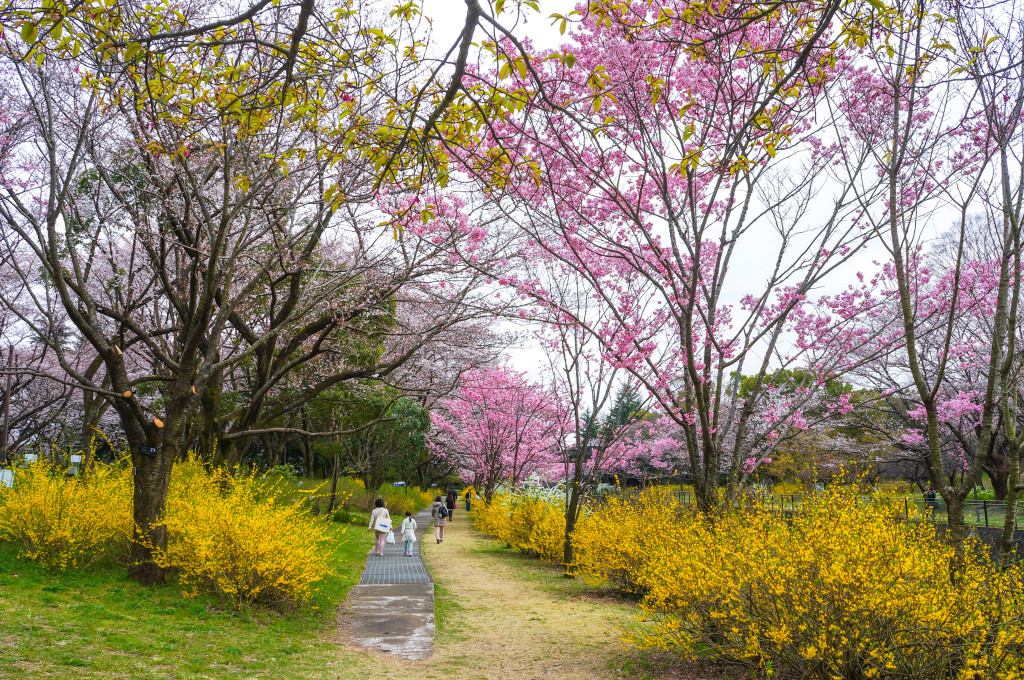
top-left (445, 489), bottom-right (457, 521)
top-left (430, 495), bottom-right (448, 543)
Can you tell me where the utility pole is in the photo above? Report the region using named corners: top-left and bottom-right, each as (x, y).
top-left (1, 345), bottom-right (12, 465)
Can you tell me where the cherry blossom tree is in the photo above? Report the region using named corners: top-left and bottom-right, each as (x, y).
top-left (951, 0), bottom-right (1024, 564)
top-left (429, 365), bottom-right (560, 500)
top-left (459, 0), bottom-right (889, 513)
top-left (525, 270), bottom-right (665, 568)
top-left (825, 0), bottom-right (1024, 565)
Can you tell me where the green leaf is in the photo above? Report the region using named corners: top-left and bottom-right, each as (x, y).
top-left (21, 22), bottom-right (38, 44)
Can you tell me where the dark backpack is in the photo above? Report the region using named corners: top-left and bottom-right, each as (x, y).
top-left (437, 504), bottom-right (449, 519)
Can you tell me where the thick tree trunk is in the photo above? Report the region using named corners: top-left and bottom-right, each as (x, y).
top-left (126, 420), bottom-right (181, 584)
top-left (128, 452), bottom-right (171, 584)
top-left (999, 443), bottom-right (1021, 565)
top-left (945, 495), bottom-right (967, 581)
top-left (989, 468), bottom-right (1010, 501)
top-left (198, 373), bottom-right (224, 462)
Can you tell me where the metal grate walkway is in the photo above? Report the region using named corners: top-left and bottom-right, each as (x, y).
top-left (358, 506), bottom-right (434, 585)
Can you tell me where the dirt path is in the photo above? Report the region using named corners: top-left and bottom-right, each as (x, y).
top-left (331, 509), bottom-right (661, 680)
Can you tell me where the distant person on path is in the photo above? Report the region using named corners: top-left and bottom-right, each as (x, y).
top-left (368, 498), bottom-right (391, 557)
top-left (464, 488), bottom-right (472, 512)
top-left (446, 489), bottom-right (457, 520)
top-left (400, 511), bottom-right (418, 556)
top-left (430, 496), bottom-right (448, 543)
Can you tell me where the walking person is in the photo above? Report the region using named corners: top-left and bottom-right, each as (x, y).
top-left (464, 488), bottom-right (472, 512)
top-left (430, 495), bottom-right (448, 543)
top-left (400, 511), bottom-right (418, 556)
top-left (368, 498), bottom-right (391, 556)
top-left (445, 489), bottom-right (458, 521)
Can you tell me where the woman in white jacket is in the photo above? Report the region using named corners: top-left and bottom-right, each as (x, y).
top-left (400, 511), bottom-right (418, 556)
top-left (367, 498), bottom-right (391, 556)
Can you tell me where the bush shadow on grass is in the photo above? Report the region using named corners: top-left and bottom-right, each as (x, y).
top-left (617, 648), bottom-right (762, 680)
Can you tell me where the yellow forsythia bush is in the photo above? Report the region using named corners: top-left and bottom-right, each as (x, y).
top-left (0, 457), bottom-right (131, 569)
top-left (377, 485), bottom-right (434, 515)
top-left (473, 490), bottom-right (565, 562)
top-left (153, 458), bottom-right (335, 609)
top-left (484, 484), bottom-right (1024, 679)
top-left (329, 477), bottom-right (434, 514)
top-left (472, 492), bottom-right (507, 535)
top-left (583, 488), bottom-right (1024, 680)
top-left (572, 488), bottom-right (679, 593)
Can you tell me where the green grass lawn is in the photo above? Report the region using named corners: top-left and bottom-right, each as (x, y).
top-left (0, 520), bottom-right (369, 679)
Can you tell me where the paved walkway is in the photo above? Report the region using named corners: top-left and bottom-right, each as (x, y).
top-left (342, 506), bottom-right (437, 660)
top-left (358, 506), bottom-right (433, 585)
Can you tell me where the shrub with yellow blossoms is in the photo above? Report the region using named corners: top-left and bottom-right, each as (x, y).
top-left (0, 455), bottom-right (132, 569)
top-left (571, 488), bottom-right (680, 593)
top-left (481, 484), bottom-right (1024, 680)
top-left (623, 489), bottom-right (1024, 680)
top-left (0, 454), bottom-right (338, 610)
top-left (153, 457), bottom-right (335, 609)
top-left (473, 481), bottom-right (566, 563)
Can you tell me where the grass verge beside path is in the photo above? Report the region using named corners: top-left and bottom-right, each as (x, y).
top-left (421, 511), bottom-right (640, 679)
top-left (0, 522), bottom-right (368, 680)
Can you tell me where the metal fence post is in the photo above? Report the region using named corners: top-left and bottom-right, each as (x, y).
top-left (984, 499), bottom-right (989, 528)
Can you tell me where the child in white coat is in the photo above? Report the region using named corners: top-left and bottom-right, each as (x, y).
top-left (400, 511), bottom-right (418, 556)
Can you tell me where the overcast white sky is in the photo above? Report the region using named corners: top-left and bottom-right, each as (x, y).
top-left (422, 0), bottom-right (577, 54)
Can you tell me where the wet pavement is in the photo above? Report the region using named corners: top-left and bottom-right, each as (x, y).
top-left (341, 506), bottom-right (436, 660)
